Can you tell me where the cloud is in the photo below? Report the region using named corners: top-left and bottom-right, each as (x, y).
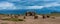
top-left (7, 0), bottom-right (21, 2)
top-left (44, 2), bottom-right (60, 7)
top-left (24, 2), bottom-right (60, 9)
top-left (0, 0), bottom-right (60, 10)
top-left (43, 0), bottom-right (55, 1)
top-left (25, 6), bottom-right (44, 9)
top-left (5, 0), bottom-right (57, 6)
top-left (7, 0), bottom-right (56, 2)
top-left (0, 2), bottom-right (17, 10)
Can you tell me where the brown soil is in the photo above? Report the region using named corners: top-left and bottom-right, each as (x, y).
top-left (0, 16), bottom-right (60, 24)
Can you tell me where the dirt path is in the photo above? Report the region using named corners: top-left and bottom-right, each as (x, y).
top-left (0, 16), bottom-right (60, 24)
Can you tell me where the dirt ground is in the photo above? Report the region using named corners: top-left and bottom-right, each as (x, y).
top-left (0, 16), bottom-right (60, 24)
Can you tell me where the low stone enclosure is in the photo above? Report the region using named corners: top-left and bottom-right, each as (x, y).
top-left (0, 14), bottom-right (55, 20)
top-left (0, 11), bottom-right (55, 19)
top-left (0, 15), bottom-right (57, 24)
top-left (0, 12), bottom-right (60, 24)
top-left (0, 13), bottom-right (57, 24)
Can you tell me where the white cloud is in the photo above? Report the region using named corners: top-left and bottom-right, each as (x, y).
top-left (0, 2), bottom-right (59, 10)
top-left (44, 2), bottom-right (60, 7)
top-left (24, 0), bottom-right (56, 1)
top-left (7, 0), bottom-right (21, 2)
top-left (25, 2), bottom-right (60, 9)
top-left (43, 0), bottom-right (55, 1)
top-left (26, 6), bottom-right (44, 9)
top-left (0, 2), bottom-right (17, 10)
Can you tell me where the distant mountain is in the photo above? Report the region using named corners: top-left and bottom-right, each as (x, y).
top-left (0, 9), bottom-right (53, 14)
top-left (0, 6), bottom-right (60, 14)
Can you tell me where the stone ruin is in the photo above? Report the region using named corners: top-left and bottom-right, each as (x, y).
top-left (25, 11), bottom-right (36, 16)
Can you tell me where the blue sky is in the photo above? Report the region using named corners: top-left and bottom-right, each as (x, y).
top-left (0, 0), bottom-right (60, 10)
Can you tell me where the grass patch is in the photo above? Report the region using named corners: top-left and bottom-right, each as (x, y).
top-left (1, 18), bottom-right (24, 21)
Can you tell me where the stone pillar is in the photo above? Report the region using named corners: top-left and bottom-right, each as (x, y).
top-left (26, 12), bottom-right (36, 16)
top-left (34, 16), bottom-right (38, 19)
top-left (26, 12), bottom-right (31, 16)
top-left (24, 16), bottom-right (26, 19)
top-left (47, 15), bottom-right (50, 18)
top-left (42, 15), bottom-right (46, 19)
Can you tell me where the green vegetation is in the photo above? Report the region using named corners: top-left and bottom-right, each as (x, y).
top-left (49, 13), bottom-right (60, 17)
top-left (38, 12), bottom-right (60, 17)
top-left (43, 12), bottom-right (60, 17)
top-left (1, 18), bottom-right (24, 22)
